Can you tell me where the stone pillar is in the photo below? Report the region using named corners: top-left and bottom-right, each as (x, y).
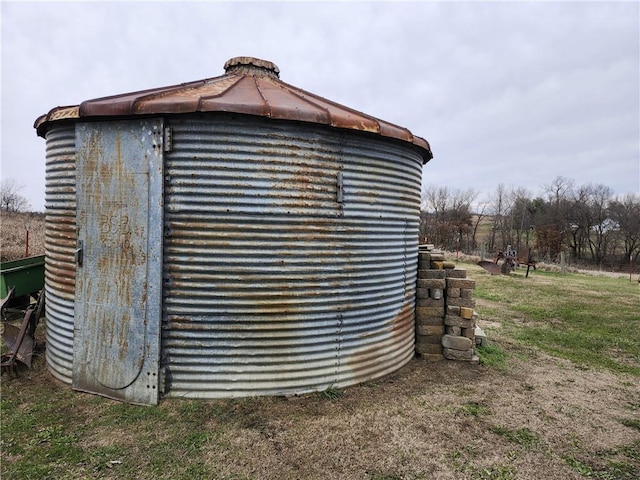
top-left (415, 264), bottom-right (445, 362)
top-left (415, 245), bottom-right (478, 363)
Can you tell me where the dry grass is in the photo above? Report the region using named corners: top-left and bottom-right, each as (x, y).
top-left (0, 211), bottom-right (45, 261)
top-left (2, 341), bottom-right (638, 479)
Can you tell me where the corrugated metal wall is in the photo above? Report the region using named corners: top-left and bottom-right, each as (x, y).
top-left (44, 126), bottom-right (76, 383)
top-left (162, 115), bottom-right (422, 398)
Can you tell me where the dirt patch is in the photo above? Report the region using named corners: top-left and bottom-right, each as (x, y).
top-left (219, 355), bottom-right (639, 479)
top-left (4, 339), bottom-right (638, 479)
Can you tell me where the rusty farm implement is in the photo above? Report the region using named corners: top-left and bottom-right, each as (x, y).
top-left (1, 255), bottom-right (45, 372)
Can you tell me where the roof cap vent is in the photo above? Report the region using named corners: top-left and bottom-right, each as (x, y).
top-left (224, 56), bottom-right (280, 78)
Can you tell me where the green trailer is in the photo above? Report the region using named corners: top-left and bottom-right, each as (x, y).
top-left (0, 254), bottom-right (45, 300)
top-left (1, 255), bottom-right (46, 371)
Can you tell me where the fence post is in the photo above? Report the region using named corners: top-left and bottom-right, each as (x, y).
top-left (25, 223), bottom-right (30, 257)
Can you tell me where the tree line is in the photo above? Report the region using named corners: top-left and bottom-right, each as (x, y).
top-left (420, 176), bottom-right (640, 270)
top-left (3, 175), bottom-right (638, 270)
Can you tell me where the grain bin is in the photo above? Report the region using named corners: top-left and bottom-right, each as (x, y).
top-left (34, 57), bottom-right (433, 405)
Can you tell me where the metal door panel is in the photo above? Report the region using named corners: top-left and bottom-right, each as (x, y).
top-left (73, 119), bottom-right (163, 405)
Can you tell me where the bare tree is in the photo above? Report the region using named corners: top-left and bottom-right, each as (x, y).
top-left (422, 175), bottom-right (633, 268)
top-left (583, 184), bottom-right (615, 266)
top-left (488, 184), bottom-right (508, 252)
top-left (421, 185), bottom-right (451, 246)
top-left (566, 185), bottom-right (591, 261)
top-left (420, 184), bottom-right (477, 250)
top-left (450, 188), bottom-right (478, 251)
top-left (609, 193), bottom-right (640, 266)
top-left (0, 179), bottom-right (30, 212)
top-left (485, 185), bottom-right (535, 253)
top-left (508, 187), bottom-right (534, 251)
top-left (470, 199), bottom-right (489, 251)
top-left (536, 176), bottom-right (574, 260)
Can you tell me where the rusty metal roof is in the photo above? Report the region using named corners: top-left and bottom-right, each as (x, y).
top-left (35, 56), bottom-right (432, 162)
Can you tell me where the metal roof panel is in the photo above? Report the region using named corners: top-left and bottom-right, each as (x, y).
top-left (35, 57), bottom-right (432, 161)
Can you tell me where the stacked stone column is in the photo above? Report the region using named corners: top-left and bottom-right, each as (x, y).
top-left (415, 245), bottom-right (478, 363)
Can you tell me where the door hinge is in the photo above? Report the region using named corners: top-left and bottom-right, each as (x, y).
top-left (159, 367), bottom-right (167, 394)
top-left (163, 127), bottom-right (173, 153)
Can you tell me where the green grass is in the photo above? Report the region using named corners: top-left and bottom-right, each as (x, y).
top-left (0, 383), bottom-right (226, 480)
top-left (563, 441), bottom-right (640, 480)
top-left (460, 401), bottom-right (492, 417)
top-left (1, 401), bottom-right (86, 479)
top-left (476, 343), bottom-right (507, 370)
top-left (621, 418), bottom-right (640, 431)
top-left (447, 442), bottom-right (517, 480)
top-left (470, 465), bottom-right (516, 480)
top-left (490, 426), bottom-right (542, 449)
top-left (319, 385), bottom-right (343, 400)
top-left (472, 266), bottom-right (640, 375)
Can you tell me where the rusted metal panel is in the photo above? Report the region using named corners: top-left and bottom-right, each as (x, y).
top-left (35, 56), bottom-right (431, 403)
top-left (43, 126), bottom-right (77, 383)
top-left (34, 106), bottom-right (79, 134)
top-left (35, 57), bottom-right (432, 163)
top-left (73, 119), bottom-right (163, 406)
top-left (162, 115), bottom-right (421, 398)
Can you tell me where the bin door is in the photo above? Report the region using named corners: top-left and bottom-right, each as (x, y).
top-left (73, 119), bottom-right (164, 406)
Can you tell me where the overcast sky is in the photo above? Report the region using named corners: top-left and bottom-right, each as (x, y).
top-left (2, 0), bottom-right (639, 212)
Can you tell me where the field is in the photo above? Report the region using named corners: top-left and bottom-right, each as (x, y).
top-left (1, 213), bottom-right (639, 479)
top-left (0, 211), bottom-right (45, 262)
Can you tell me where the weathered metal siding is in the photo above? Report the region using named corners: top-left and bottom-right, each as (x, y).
top-left (44, 126), bottom-right (76, 383)
top-left (162, 115), bottom-right (422, 398)
top-left (73, 120), bottom-right (164, 405)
